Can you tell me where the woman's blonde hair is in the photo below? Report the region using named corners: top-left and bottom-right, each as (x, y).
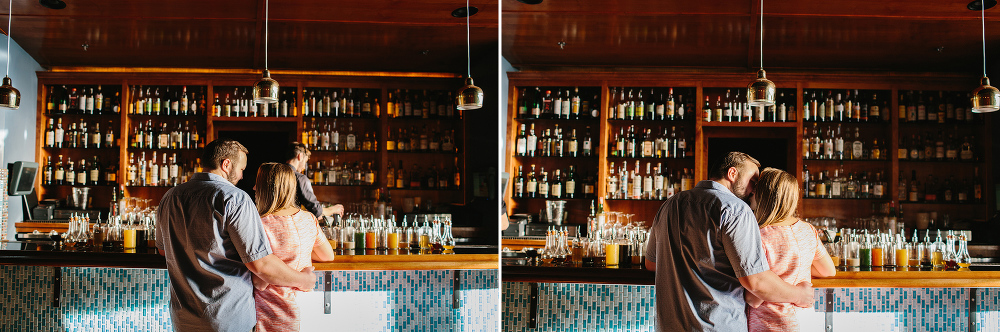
top-left (255, 162), bottom-right (298, 217)
top-left (753, 167), bottom-right (799, 228)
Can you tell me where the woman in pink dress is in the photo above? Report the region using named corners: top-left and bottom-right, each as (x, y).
top-left (746, 167), bottom-right (836, 332)
top-left (253, 162), bottom-right (336, 332)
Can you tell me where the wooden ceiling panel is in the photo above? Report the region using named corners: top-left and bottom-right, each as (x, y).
top-left (265, 21), bottom-right (496, 72)
top-left (0, 0), bottom-right (498, 72)
top-left (11, 17), bottom-right (256, 68)
top-left (503, 2), bottom-right (1000, 72)
top-left (503, 12), bottom-right (750, 68)
top-left (270, 0), bottom-right (498, 26)
top-left (10, 0), bottom-right (257, 19)
top-left (501, 0), bottom-right (750, 15)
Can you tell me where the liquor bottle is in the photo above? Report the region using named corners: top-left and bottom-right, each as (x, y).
top-left (516, 89), bottom-right (527, 118)
top-left (823, 125), bottom-right (834, 159)
top-left (916, 91), bottom-right (927, 121)
top-left (908, 171), bottom-right (920, 202)
top-left (835, 93), bottom-right (845, 121)
top-left (960, 136), bottom-right (974, 161)
top-left (570, 87), bottom-right (581, 119)
top-left (75, 158), bottom-right (87, 186)
top-left (550, 169), bottom-right (562, 199)
top-left (522, 124), bottom-right (537, 157)
top-left (909, 134), bottom-right (921, 160)
top-left (537, 168), bottom-right (549, 198)
top-left (89, 156), bottom-right (101, 186)
top-left (642, 162), bottom-right (654, 200)
top-left (552, 89), bottom-right (563, 119)
top-left (834, 124), bottom-right (845, 159)
top-left (851, 127), bottom-right (863, 160)
top-left (526, 164), bottom-right (538, 198)
top-left (931, 231), bottom-right (946, 268)
top-left (565, 165), bottom-right (576, 199)
top-left (631, 161), bottom-right (642, 200)
top-left (581, 126), bottom-right (593, 157)
top-left (568, 129), bottom-right (579, 157)
top-left (703, 96), bottom-right (712, 122)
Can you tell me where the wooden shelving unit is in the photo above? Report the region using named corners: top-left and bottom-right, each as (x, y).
top-left (34, 70), bottom-right (469, 215)
top-left (503, 70), bottom-right (993, 229)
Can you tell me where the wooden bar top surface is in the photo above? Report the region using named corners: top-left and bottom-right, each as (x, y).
top-left (503, 264), bottom-right (1000, 288)
top-left (0, 243), bottom-right (498, 271)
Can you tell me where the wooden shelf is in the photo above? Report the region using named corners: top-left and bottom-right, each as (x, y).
top-left (210, 116), bottom-right (298, 122)
top-left (700, 121), bottom-right (798, 128)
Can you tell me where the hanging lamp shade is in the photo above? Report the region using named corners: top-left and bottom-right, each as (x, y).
top-left (455, 77), bottom-right (483, 110)
top-left (972, 76), bottom-right (1000, 113)
top-left (0, 76), bottom-right (19, 109)
top-left (746, 69), bottom-right (776, 107)
top-left (253, 69), bottom-right (279, 104)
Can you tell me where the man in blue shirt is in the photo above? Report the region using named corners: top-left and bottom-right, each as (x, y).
top-left (644, 151), bottom-right (813, 331)
top-left (157, 139), bottom-right (317, 332)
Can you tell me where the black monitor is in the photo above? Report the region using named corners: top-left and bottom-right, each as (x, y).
top-left (7, 161), bottom-right (38, 196)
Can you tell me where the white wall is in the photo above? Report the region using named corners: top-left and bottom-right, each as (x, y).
top-left (1, 37), bottom-right (44, 241)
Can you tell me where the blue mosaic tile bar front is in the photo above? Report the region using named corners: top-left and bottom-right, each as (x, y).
top-left (0, 266), bottom-right (498, 332)
top-left (502, 282), bottom-right (1000, 332)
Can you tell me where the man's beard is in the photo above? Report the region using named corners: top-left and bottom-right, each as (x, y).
top-left (226, 170), bottom-right (241, 185)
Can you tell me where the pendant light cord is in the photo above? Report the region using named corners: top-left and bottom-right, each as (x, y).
top-left (264, 0), bottom-right (269, 71)
top-left (983, 1), bottom-right (987, 77)
top-left (759, 0), bottom-right (764, 69)
top-left (466, 0), bottom-right (471, 78)
top-left (5, 0), bottom-right (11, 78)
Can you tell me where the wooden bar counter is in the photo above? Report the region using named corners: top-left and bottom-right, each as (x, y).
top-left (502, 263), bottom-right (1000, 288)
top-left (0, 242), bottom-right (498, 271)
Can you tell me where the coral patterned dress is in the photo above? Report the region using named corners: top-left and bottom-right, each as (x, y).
top-left (255, 210), bottom-right (326, 332)
top-left (748, 220), bottom-right (830, 332)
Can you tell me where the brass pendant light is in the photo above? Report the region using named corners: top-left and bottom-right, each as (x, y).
top-left (972, 0), bottom-right (999, 113)
top-left (746, 0), bottom-right (775, 107)
top-left (455, 0), bottom-right (483, 111)
top-left (252, 0), bottom-right (279, 104)
top-left (0, 0), bottom-right (20, 110)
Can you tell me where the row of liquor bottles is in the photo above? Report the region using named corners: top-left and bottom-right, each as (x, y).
top-left (608, 87), bottom-right (693, 121)
top-left (42, 118), bottom-right (116, 149)
top-left (896, 90), bottom-right (978, 124)
top-left (897, 131), bottom-right (978, 161)
top-left (515, 87), bottom-right (602, 120)
top-left (304, 159), bottom-right (461, 189)
top-left (301, 88), bottom-right (379, 119)
top-left (129, 120), bottom-right (204, 150)
top-left (41, 155), bottom-right (116, 186)
top-left (46, 85), bottom-right (121, 115)
top-left (300, 121), bottom-right (375, 152)
top-left (384, 159), bottom-right (461, 190)
top-left (801, 89), bottom-right (884, 122)
top-left (511, 165), bottom-right (596, 199)
top-left (702, 90), bottom-right (794, 123)
top-left (802, 167), bottom-right (888, 199)
top-left (130, 85), bottom-right (206, 116)
top-left (385, 89), bottom-right (460, 119)
top-left (802, 124), bottom-right (885, 160)
top-left (833, 228), bottom-right (971, 269)
top-left (125, 152), bottom-right (196, 187)
top-left (513, 123), bottom-right (595, 158)
top-left (897, 169), bottom-right (984, 203)
top-left (606, 163), bottom-right (695, 200)
top-left (609, 125), bottom-right (690, 159)
top-left (212, 90), bottom-right (295, 118)
top-left (306, 160), bottom-right (379, 186)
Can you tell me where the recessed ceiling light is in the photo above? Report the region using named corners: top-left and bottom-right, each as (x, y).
top-left (451, 6), bottom-right (478, 18)
top-left (517, 0), bottom-right (543, 4)
top-left (39, 0), bottom-right (66, 10)
top-left (968, 0), bottom-right (997, 11)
